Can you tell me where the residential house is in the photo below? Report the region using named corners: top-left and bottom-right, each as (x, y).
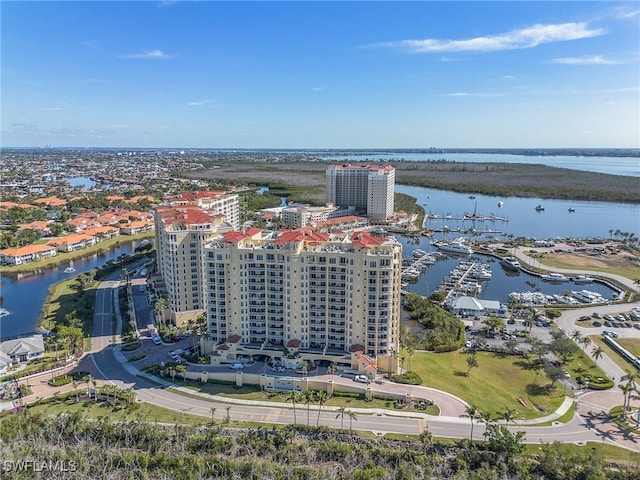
top-left (0, 334), bottom-right (45, 371)
top-left (0, 244), bottom-right (58, 265)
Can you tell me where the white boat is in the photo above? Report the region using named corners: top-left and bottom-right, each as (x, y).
top-left (568, 207), bottom-right (575, 213)
top-left (497, 201), bottom-right (504, 207)
top-left (432, 240), bottom-right (473, 255)
top-left (572, 275), bottom-right (594, 284)
top-left (0, 307), bottom-right (9, 318)
top-left (571, 290), bottom-right (605, 303)
top-left (535, 205), bottom-right (545, 211)
top-left (500, 256), bottom-right (521, 271)
top-left (541, 273), bottom-right (569, 282)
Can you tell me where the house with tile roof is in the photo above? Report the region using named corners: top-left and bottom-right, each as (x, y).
top-left (0, 244), bottom-right (58, 265)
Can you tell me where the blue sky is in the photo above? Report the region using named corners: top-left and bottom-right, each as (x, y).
top-left (2, 1), bottom-right (638, 149)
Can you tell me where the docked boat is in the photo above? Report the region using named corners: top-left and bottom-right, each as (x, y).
top-left (500, 256), bottom-right (521, 271)
top-left (541, 273), bottom-right (569, 282)
top-left (535, 205), bottom-right (545, 211)
top-left (571, 290), bottom-right (605, 304)
top-left (572, 274), bottom-right (594, 284)
top-left (432, 239), bottom-right (473, 255)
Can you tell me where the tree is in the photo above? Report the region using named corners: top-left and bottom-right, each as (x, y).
top-left (419, 429), bottom-right (433, 453)
top-left (570, 330), bottom-right (582, 343)
top-left (286, 391), bottom-right (301, 424)
top-left (303, 390), bottom-right (315, 425)
top-left (550, 333), bottom-right (579, 363)
top-left (544, 364), bottom-right (565, 387)
top-left (483, 424), bottom-right (526, 462)
top-left (591, 345), bottom-right (604, 362)
top-left (500, 407), bottom-right (518, 428)
top-left (335, 406), bottom-right (347, 430)
top-left (465, 352), bottom-right (479, 377)
top-left (315, 390), bottom-right (328, 426)
top-left (346, 409), bottom-right (358, 433)
top-left (483, 316), bottom-right (506, 336)
top-left (406, 345), bottom-right (415, 372)
top-left (465, 404), bottom-right (481, 441)
top-left (210, 407), bottom-right (216, 425)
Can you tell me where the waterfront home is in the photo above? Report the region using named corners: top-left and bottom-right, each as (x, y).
top-left (83, 225), bottom-right (120, 239)
top-left (0, 243), bottom-right (58, 265)
top-left (0, 334), bottom-right (45, 370)
top-left (120, 220), bottom-right (154, 235)
top-left (66, 216), bottom-right (101, 233)
top-left (48, 233), bottom-right (97, 252)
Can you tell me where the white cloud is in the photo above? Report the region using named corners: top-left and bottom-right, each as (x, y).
top-left (311, 87), bottom-right (324, 92)
top-left (441, 92), bottom-right (509, 98)
top-left (120, 49), bottom-right (173, 59)
top-left (188, 100), bottom-right (211, 106)
top-left (552, 55), bottom-right (622, 65)
top-left (376, 22), bottom-right (604, 53)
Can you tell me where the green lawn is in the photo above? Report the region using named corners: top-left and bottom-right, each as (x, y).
top-left (25, 393), bottom-right (208, 425)
top-left (537, 254), bottom-right (640, 282)
top-left (618, 338), bottom-right (640, 358)
top-left (410, 350), bottom-right (566, 420)
top-left (169, 380), bottom-right (440, 415)
top-left (39, 276), bottom-right (98, 333)
top-left (589, 335), bottom-right (638, 373)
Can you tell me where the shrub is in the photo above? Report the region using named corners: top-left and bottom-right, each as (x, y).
top-left (49, 375), bottom-right (72, 387)
top-left (392, 371), bottom-right (423, 385)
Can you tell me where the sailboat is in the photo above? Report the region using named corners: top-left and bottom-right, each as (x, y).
top-left (464, 201), bottom-right (483, 221)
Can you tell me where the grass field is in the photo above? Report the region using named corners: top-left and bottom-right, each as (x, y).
top-left (618, 338), bottom-right (640, 358)
top-left (39, 276), bottom-right (98, 333)
top-left (410, 350), bottom-right (567, 419)
top-left (589, 335), bottom-right (639, 373)
top-left (537, 253), bottom-right (640, 282)
top-left (169, 380), bottom-right (441, 415)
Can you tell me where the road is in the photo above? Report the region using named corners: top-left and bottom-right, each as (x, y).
top-left (69, 270), bottom-right (638, 448)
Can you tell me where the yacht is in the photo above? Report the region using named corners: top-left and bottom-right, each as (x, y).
top-left (571, 274), bottom-right (594, 284)
top-left (571, 290), bottom-right (605, 304)
top-left (541, 273), bottom-right (569, 283)
top-left (500, 256), bottom-right (521, 271)
top-left (432, 240), bottom-right (473, 255)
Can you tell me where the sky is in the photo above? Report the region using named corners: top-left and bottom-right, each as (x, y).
top-left (1, 1), bottom-right (639, 149)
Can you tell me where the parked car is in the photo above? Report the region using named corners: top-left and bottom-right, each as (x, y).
top-left (354, 375), bottom-right (370, 383)
top-left (229, 363), bottom-right (244, 370)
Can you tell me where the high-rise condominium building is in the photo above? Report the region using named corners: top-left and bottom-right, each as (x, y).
top-left (202, 228), bottom-right (402, 367)
top-left (154, 192), bottom-right (238, 325)
top-left (326, 164), bottom-right (395, 222)
top-left (164, 190), bottom-right (240, 231)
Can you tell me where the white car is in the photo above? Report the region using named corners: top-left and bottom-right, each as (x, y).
top-left (354, 375), bottom-right (369, 383)
top-left (229, 363), bottom-right (244, 370)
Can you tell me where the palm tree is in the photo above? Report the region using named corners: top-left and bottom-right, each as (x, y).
top-left (335, 406), bottom-right (347, 430)
top-left (346, 409), bottom-right (358, 433)
top-left (303, 390), bottom-right (315, 425)
top-left (570, 330), bottom-right (582, 343)
top-left (286, 391), bottom-right (301, 424)
top-left (465, 404), bottom-right (481, 441)
top-left (406, 345), bottom-right (415, 372)
top-left (580, 336), bottom-right (591, 350)
top-left (315, 391), bottom-right (328, 426)
top-left (500, 407), bottom-right (517, 428)
top-left (621, 370), bottom-right (638, 417)
top-left (591, 346), bottom-right (604, 362)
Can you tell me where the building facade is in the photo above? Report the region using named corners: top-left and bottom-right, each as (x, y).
top-left (326, 164), bottom-right (395, 222)
top-left (202, 228), bottom-right (402, 370)
top-left (164, 190), bottom-right (240, 231)
top-left (153, 205), bottom-right (234, 325)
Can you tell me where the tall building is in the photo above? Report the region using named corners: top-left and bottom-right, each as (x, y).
top-left (326, 164), bottom-right (395, 222)
top-left (202, 227), bottom-right (402, 371)
top-left (164, 190), bottom-right (240, 231)
top-left (153, 203), bottom-right (234, 326)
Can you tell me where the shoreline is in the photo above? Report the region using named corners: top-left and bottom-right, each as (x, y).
top-left (0, 232), bottom-right (154, 276)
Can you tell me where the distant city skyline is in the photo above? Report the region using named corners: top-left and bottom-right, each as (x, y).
top-left (2, 1), bottom-right (639, 149)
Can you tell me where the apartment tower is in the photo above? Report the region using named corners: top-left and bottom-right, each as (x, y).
top-left (326, 163), bottom-right (395, 222)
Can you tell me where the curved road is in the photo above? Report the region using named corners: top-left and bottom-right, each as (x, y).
top-left (69, 268), bottom-right (638, 450)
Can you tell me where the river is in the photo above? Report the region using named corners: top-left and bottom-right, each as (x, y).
top-left (0, 239), bottom-right (147, 340)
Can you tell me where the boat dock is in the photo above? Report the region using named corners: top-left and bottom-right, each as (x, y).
top-left (435, 260), bottom-right (492, 304)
